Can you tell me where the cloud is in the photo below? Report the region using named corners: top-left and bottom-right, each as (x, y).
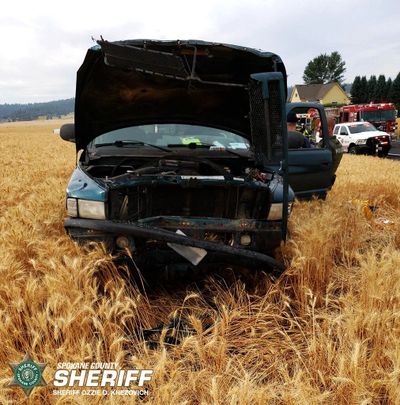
top-left (1, 0), bottom-right (399, 103)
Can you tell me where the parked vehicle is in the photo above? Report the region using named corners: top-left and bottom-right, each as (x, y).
top-left (60, 39), bottom-right (342, 274)
top-left (333, 121), bottom-right (391, 156)
top-left (326, 103), bottom-right (398, 136)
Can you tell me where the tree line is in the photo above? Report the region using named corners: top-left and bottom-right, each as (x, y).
top-left (0, 98), bottom-right (74, 122)
top-left (302, 52), bottom-right (400, 109)
top-left (351, 74), bottom-right (400, 106)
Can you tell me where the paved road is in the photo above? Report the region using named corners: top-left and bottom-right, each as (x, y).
top-left (389, 140), bottom-right (400, 159)
top-left (390, 140), bottom-right (400, 153)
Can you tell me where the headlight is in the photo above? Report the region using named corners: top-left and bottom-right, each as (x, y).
top-left (288, 202), bottom-right (293, 215)
top-left (356, 139), bottom-right (368, 145)
top-left (268, 203), bottom-right (283, 220)
top-left (67, 198), bottom-right (106, 219)
top-left (267, 202), bottom-right (293, 220)
top-left (78, 200), bottom-right (106, 219)
top-left (66, 198), bottom-right (78, 217)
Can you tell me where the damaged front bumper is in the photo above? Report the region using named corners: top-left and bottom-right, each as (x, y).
top-left (64, 216), bottom-right (284, 272)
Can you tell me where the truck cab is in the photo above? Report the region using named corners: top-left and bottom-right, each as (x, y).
top-left (333, 121), bottom-right (391, 156)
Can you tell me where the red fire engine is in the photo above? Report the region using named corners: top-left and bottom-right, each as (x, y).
top-left (326, 103), bottom-right (397, 135)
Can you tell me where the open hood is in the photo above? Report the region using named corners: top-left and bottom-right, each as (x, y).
top-left (74, 39), bottom-right (287, 152)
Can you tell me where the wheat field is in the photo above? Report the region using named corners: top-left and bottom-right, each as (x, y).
top-left (0, 120), bottom-right (400, 404)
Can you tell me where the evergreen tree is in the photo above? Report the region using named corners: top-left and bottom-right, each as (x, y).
top-left (375, 75), bottom-right (386, 102)
top-left (359, 76), bottom-right (368, 103)
top-left (385, 78), bottom-right (393, 102)
top-left (367, 75), bottom-right (377, 102)
top-left (351, 76), bottom-right (362, 103)
top-left (303, 51), bottom-right (346, 85)
top-left (391, 72), bottom-right (400, 108)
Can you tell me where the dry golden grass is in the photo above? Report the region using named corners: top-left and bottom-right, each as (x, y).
top-left (1, 120), bottom-right (400, 404)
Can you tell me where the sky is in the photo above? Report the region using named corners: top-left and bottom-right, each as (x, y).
top-left (1, 0), bottom-right (399, 103)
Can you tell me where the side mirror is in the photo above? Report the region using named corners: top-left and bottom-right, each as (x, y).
top-left (60, 123), bottom-right (75, 142)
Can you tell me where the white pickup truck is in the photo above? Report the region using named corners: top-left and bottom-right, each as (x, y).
top-left (333, 122), bottom-right (391, 156)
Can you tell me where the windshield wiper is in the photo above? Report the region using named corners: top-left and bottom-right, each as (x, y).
top-left (167, 142), bottom-right (249, 158)
top-left (95, 140), bottom-right (171, 152)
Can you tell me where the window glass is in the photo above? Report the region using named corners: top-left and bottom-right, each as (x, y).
top-left (93, 124), bottom-right (250, 150)
top-left (348, 123), bottom-right (377, 134)
top-left (361, 110), bottom-right (396, 121)
top-left (286, 106), bottom-right (323, 149)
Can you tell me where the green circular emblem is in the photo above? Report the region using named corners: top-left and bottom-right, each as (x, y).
top-left (9, 353), bottom-right (47, 397)
top-left (15, 361), bottom-right (41, 388)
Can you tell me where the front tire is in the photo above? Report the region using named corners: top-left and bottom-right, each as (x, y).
top-left (378, 149), bottom-right (389, 158)
top-left (348, 145), bottom-right (357, 154)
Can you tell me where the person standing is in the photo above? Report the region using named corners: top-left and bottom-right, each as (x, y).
top-left (287, 112), bottom-right (311, 148)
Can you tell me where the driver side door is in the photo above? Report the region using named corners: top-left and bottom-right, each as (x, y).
top-left (284, 103), bottom-right (342, 200)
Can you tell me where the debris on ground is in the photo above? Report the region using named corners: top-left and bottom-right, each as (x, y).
top-left (350, 199), bottom-right (394, 225)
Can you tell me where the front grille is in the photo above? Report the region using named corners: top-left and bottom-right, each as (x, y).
top-left (109, 184), bottom-right (269, 221)
top-left (249, 80), bottom-right (269, 165)
top-left (248, 78), bottom-right (283, 163)
top-left (268, 80), bottom-right (283, 151)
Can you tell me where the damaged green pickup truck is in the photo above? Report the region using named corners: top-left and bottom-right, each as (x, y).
top-left (60, 39), bottom-right (342, 274)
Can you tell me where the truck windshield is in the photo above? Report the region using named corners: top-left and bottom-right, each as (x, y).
top-left (361, 110), bottom-right (397, 121)
top-left (348, 123), bottom-right (377, 134)
top-left (94, 124), bottom-right (250, 150)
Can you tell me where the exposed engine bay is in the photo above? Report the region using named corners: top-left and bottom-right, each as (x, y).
top-left (85, 154), bottom-right (250, 178)
top-left (82, 153), bottom-right (275, 222)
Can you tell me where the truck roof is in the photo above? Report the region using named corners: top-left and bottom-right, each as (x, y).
top-left (341, 103), bottom-right (396, 112)
top-left (334, 121), bottom-right (372, 126)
